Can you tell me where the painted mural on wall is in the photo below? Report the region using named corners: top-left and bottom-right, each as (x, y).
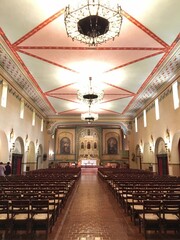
top-left (60, 137), bottom-right (70, 154)
top-left (107, 137), bottom-right (118, 154)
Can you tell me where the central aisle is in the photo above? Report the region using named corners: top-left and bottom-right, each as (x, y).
top-left (50, 168), bottom-right (144, 240)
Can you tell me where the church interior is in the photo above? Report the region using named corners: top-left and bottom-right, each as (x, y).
top-left (0, 0), bottom-right (180, 239)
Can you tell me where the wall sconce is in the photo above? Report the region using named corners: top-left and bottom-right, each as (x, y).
top-left (149, 135), bottom-right (154, 153)
top-left (25, 134), bottom-right (28, 143)
top-left (165, 142), bottom-right (169, 151)
top-left (165, 142), bottom-right (171, 160)
top-left (165, 129), bottom-right (171, 160)
top-left (10, 128), bottom-right (14, 141)
top-left (166, 128), bottom-right (170, 141)
top-left (49, 150), bottom-right (54, 160)
top-left (25, 134), bottom-right (29, 152)
top-left (140, 139), bottom-right (143, 153)
top-left (165, 128), bottom-right (171, 153)
top-left (10, 142), bottom-right (15, 152)
top-left (165, 142), bottom-right (170, 153)
top-left (149, 146), bottom-right (153, 152)
top-left (26, 146), bottom-right (29, 152)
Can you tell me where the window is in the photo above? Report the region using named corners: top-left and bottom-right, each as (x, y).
top-left (143, 110), bottom-right (147, 127)
top-left (155, 98), bottom-right (160, 120)
top-left (41, 119), bottom-right (44, 132)
top-left (135, 117), bottom-right (138, 133)
top-left (32, 110), bottom-right (35, 126)
top-left (1, 82), bottom-right (8, 108)
top-left (172, 81), bottom-right (179, 110)
top-left (20, 99), bottom-right (24, 119)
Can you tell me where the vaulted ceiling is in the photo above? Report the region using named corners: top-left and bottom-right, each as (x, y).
top-left (0, 0), bottom-right (180, 128)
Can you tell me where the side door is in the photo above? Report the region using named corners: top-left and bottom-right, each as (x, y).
top-left (12, 153), bottom-right (23, 175)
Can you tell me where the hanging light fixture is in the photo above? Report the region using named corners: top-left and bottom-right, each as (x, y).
top-left (77, 77), bottom-right (104, 105)
top-left (81, 104), bottom-right (98, 124)
top-left (64, 0), bottom-right (123, 46)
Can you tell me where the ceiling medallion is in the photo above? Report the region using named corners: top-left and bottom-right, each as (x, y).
top-left (64, 0), bottom-right (123, 46)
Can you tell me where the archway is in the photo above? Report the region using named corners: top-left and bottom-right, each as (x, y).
top-left (155, 137), bottom-right (168, 176)
top-left (11, 137), bottom-right (24, 174)
top-left (0, 129), bottom-right (9, 163)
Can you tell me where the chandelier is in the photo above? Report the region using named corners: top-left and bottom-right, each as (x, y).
top-left (81, 105), bottom-right (98, 124)
top-left (64, 0), bottom-right (123, 46)
top-left (77, 77), bottom-right (104, 105)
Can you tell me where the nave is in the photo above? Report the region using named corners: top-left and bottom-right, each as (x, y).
top-left (1, 168), bottom-right (179, 240)
top-left (48, 168), bottom-right (142, 240)
top-left (48, 168), bottom-right (179, 240)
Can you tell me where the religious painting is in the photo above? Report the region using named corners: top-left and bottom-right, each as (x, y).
top-left (60, 137), bottom-right (70, 154)
top-left (107, 137), bottom-right (117, 154)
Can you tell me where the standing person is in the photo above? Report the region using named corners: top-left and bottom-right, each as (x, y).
top-left (5, 162), bottom-right (11, 176)
top-left (0, 162), bottom-right (5, 176)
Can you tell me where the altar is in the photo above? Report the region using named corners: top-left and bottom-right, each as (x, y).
top-left (81, 159), bottom-right (97, 166)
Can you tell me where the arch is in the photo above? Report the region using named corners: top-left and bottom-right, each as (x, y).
top-left (13, 137), bottom-right (24, 154)
top-left (11, 137), bottom-right (25, 174)
top-left (168, 131), bottom-right (180, 176)
top-left (171, 131), bottom-right (180, 164)
top-left (0, 129), bottom-right (9, 163)
top-left (155, 137), bottom-right (166, 155)
top-left (155, 137), bottom-right (168, 176)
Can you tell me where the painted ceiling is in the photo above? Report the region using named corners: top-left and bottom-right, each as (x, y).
top-left (0, 0), bottom-right (180, 126)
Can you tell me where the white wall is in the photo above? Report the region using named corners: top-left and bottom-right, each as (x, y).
top-left (0, 81), bottom-right (46, 170)
top-left (130, 75), bottom-right (180, 176)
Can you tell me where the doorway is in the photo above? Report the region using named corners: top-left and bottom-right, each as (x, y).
top-left (157, 154), bottom-right (168, 176)
top-left (12, 154), bottom-right (23, 175)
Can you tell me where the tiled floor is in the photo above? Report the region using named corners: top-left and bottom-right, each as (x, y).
top-left (49, 168), bottom-right (180, 240)
top-left (2, 168), bottom-right (179, 240)
top-left (49, 168), bottom-right (144, 240)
